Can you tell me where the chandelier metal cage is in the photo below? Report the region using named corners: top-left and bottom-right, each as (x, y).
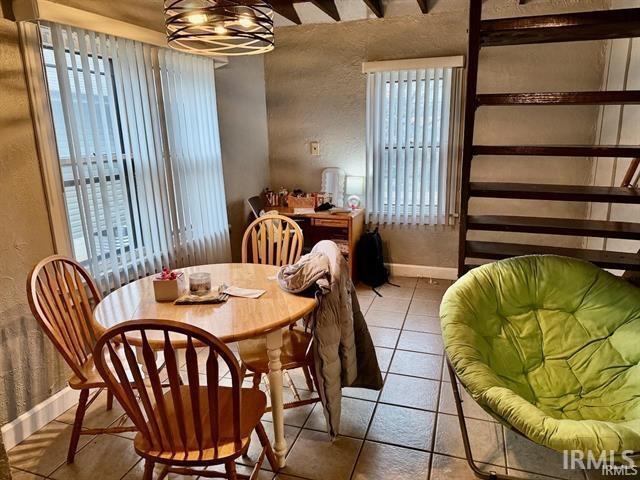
top-left (165, 0), bottom-right (274, 56)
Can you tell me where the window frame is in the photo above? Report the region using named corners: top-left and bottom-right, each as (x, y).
top-left (42, 42), bottom-right (142, 266)
top-left (363, 56), bottom-right (465, 226)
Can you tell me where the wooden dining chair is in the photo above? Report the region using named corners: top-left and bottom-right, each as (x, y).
top-left (93, 319), bottom-right (276, 480)
top-left (241, 214), bottom-right (304, 266)
top-left (26, 255), bottom-right (137, 463)
top-left (239, 215), bottom-right (318, 409)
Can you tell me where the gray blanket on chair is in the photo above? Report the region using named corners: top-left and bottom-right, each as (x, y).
top-left (277, 240), bottom-right (383, 439)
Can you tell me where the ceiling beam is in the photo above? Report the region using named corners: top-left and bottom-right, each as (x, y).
top-left (271, 0), bottom-right (302, 24)
top-left (310, 0), bottom-right (341, 21)
top-left (362, 0), bottom-right (383, 18)
top-left (416, 0), bottom-right (428, 14)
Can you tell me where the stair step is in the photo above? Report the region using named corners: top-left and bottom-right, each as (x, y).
top-left (469, 183), bottom-right (640, 203)
top-left (472, 145), bottom-right (640, 157)
top-left (480, 8), bottom-right (640, 46)
top-left (476, 91), bottom-right (640, 106)
top-left (467, 215), bottom-right (640, 239)
top-left (466, 241), bottom-right (640, 270)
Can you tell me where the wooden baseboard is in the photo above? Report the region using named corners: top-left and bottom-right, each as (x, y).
top-left (1, 386), bottom-right (79, 450)
top-left (386, 263), bottom-right (458, 280)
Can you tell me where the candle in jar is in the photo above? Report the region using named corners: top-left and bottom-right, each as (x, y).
top-left (189, 272), bottom-right (211, 296)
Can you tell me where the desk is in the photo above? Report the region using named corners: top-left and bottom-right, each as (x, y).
top-left (94, 263), bottom-right (316, 468)
top-left (276, 208), bottom-right (365, 280)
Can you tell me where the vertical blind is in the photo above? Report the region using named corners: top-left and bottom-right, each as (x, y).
top-left (43, 23), bottom-right (230, 292)
top-left (365, 66), bottom-right (463, 226)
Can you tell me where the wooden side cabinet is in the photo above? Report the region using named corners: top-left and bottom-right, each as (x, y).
top-left (278, 209), bottom-right (365, 281)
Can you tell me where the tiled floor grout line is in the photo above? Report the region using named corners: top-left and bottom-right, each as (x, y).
top-left (422, 280), bottom-right (446, 480)
top-left (268, 404), bottom-right (314, 479)
top-left (347, 279), bottom-right (418, 480)
top-left (12, 466), bottom-right (49, 479)
top-left (118, 459), bottom-right (141, 480)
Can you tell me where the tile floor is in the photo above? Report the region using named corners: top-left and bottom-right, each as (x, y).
top-left (7, 277), bottom-right (609, 480)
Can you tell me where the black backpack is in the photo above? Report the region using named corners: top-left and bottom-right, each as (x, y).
top-left (357, 228), bottom-right (389, 290)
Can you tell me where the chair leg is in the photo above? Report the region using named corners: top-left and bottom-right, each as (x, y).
top-left (240, 363), bottom-right (247, 380)
top-left (143, 459), bottom-right (155, 480)
top-left (225, 460), bottom-right (238, 480)
top-left (255, 421), bottom-right (278, 472)
top-left (302, 365), bottom-right (314, 392)
top-left (446, 358), bottom-right (517, 480)
top-left (252, 373), bottom-right (262, 389)
top-left (67, 388), bottom-right (89, 464)
top-left (156, 465), bottom-right (170, 480)
top-left (106, 389), bottom-right (114, 411)
top-left (242, 436), bottom-right (252, 457)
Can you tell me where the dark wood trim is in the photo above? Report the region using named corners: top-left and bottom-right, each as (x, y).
top-left (472, 145), bottom-right (640, 158)
top-left (467, 215), bottom-right (640, 240)
top-left (310, 0), bottom-right (340, 21)
top-left (480, 8), bottom-right (640, 46)
top-left (466, 241), bottom-right (640, 270)
top-left (271, 0), bottom-right (302, 24)
top-left (477, 91), bottom-right (640, 106)
top-left (457, 2), bottom-right (640, 279)
top-left (362, 0), bottom-right (383, 18)
top-left (456, 0), bottom-right (483, 278)
top-left (622, 158), bottom-right (640, 187)
top-left (416, 0), bottom-right (429, 14)
top-left (469, 182), bottom-right (640, 203)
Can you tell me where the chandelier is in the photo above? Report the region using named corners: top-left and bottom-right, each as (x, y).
top-left (165, 0), bottom-right (275, 56)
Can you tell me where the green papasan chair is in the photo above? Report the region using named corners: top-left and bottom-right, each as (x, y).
top-left (440, 255), bottom-right (640, 479)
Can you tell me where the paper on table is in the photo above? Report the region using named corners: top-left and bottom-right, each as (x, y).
top-left (223, 286), bottom-right (266, 299)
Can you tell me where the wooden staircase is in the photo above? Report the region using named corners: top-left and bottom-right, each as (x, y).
top-left (458, 2), bottom-right (640, 276)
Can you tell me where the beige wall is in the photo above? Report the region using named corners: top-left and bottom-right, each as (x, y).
top-left (265, 0), bottom-right (607, 268)
top-left (586, 35), bottom-right (640, 258)
top-left (216, 56), bottom-right (271, 261)
top-left (0, 11), bottom-right (66, 424)
top-left (0, 1), bottom-right (269, 423)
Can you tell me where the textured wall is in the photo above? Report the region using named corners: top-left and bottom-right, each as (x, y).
top-left (586, 34), bottom-right (640, 257)
top-left (265, 0), bottom-right (608, 268)
top-left (0, 12), bottom-right (65, 424)
top-left (216, 56), bottom-right (271, 261)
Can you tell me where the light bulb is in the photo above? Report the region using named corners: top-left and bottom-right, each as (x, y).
top-left (214, 24), bottom-right (227, 34)
top-left (238, 15), bottom-right (254, 28)
top-left (186, 13), bottom-right (208, 25)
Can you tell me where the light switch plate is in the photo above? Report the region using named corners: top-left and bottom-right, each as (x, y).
top-left (310, 141), bottom-right (320, 156)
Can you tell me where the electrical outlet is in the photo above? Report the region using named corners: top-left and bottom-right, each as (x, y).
top-left (310, 141), bottom-right (320, 156)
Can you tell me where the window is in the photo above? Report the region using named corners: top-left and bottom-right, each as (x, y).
top-left (364, 59), bottom-right (463, 225)
top-left (42, 44), bottom-right (133, 264)
top-left (40, 23), bottom-right (230, 292)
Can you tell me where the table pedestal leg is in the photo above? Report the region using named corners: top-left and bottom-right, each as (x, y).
top-left (266, 329), bottom-right (286, 469)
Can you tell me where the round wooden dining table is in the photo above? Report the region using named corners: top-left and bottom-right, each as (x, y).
top-left (94, 263), bottom-right (316, 468)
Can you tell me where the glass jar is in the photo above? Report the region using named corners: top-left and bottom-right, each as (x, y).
top-left (189, 272), bottom-right (211, 296)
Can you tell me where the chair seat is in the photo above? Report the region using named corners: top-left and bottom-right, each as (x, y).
top-left (134, 385), bottom-right (267, 464)
top-left (68, 344), bottom-right (132, 390)
top-left (69, 356), bottom-right (108, 390)
top-left (239, 328), bottom-right (312, 374)
top-left (441, 255), bottom-right (640, 454)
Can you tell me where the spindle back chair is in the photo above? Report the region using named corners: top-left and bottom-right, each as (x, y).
top-left (28, 255), bottom-right (103, 377)
top-left (239, 216), bottom-right (318, 411)
top-left (241, 214), bottom-right (303, 266)
top-left (94, 319), bottom-right (275, 479)
top-left (26, 255), bottom-right (135, 463)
